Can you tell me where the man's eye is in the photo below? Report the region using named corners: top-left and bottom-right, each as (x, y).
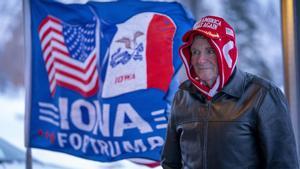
top-left (207, 49), bottom-right (215, 54)
top-left (192, 50), bottom-right (200, 55)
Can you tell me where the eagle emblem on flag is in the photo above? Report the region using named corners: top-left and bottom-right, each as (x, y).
top-left (38, 15), bottom-right (99, 97)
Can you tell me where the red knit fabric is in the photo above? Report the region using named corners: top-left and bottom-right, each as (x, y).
top-left (179, 16), bottom-right (238, 99)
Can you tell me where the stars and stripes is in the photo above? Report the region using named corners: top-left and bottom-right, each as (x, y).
top-left (38, 15), bottom-right (99, 97)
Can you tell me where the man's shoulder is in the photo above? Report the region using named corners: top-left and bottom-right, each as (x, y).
top-left (177, 79), bottom-right (197, 94)
top-left (176, 80), bottom-right (190, 97)
top-left (244, 71), bottom-right (282, 92)
top-left (179, 79), bottom-right (192, 89)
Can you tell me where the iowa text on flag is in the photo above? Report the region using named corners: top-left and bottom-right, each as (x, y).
top-left (38, 15), bottom-right (99, 97)
top-left (28, 0), bottom-right (194, 166)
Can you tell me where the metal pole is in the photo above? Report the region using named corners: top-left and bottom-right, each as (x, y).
top-left (295, 0), bottom-right (300, 131)
top-left (281, 0), bottom-right (300, 162)
top-left (26, 148), bottom-right (32, 169)
top-left (23, 0), bottom-right (33, 168)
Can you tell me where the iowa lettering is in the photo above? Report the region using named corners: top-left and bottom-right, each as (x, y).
top-left (54, 97), bottom-right (165, 157)
top-left (57, 97), bottom-right (152, 136)
top-left (115, 73), bottom-right (136, 84)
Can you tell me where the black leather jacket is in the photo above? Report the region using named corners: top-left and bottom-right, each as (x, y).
top-left (161, 69), bottom-right (299, 169)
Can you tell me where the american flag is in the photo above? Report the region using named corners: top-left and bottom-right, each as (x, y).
top-left (38, 15), bottom-right (99, 97)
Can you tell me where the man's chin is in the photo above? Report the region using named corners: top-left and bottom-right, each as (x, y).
top-left (196, 69), bottom-right (213, 74)
top-left (196, 71), bottom-right (214, 77)
top-left (197, 75), bottom-right (216, 81)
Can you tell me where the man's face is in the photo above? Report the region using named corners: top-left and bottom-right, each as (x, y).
top-left (190, 36), bottom-right (218, 86)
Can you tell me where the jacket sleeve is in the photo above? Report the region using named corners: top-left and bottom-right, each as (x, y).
top-left (161, 92), bottom-right (182, 169)
top-left (257, 87), bottom-right (299, 169)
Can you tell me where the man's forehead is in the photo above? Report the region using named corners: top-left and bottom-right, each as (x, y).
top-left (192, 35), bottom-right (209, 43)
top-left (190, 38), bottom-right (212, 49)
top-left (193, 35), bottom-right (205, 39)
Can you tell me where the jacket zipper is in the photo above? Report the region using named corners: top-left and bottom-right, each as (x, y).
top-left (203, 101), bottom-right (211, 169)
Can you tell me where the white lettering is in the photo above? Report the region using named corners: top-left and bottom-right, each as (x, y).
top-left (59, 98), bottom-right (69, 130)
top-left (97, 140), bottom-right (110, 156)
top-left (123, 139), bottom-right (147, 153)
top-left (148, 136), bottom-right (164, 150)
top-left (89, 137), bottom-right (99, 154)
top-left (113, 103), bottom-right (153, 137)
top-left (56, 132), bottom-right (165, 158)
top-left (82, 135), bottom-right (90, 153)
top-left (108, 141), bottom-right (121, 157)
top-left (69, 133), bottom-right (82, 150)
top-left (93, 102), bottom-right (110, 137)
top-left (201, 17), bottom-right (221, 26)
top-left (57, 132), bottom-right (67, 147)
top-left (71, 99), bottom-right (96, 132)
top-left (201, 22), bottom-right (218, 29)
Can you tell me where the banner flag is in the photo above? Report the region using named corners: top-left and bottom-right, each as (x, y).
top-left (28, 0), bottom-right (194, 165)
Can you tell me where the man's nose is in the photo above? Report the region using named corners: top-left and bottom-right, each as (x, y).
top-left (196, 54), bottom-right (207, 64)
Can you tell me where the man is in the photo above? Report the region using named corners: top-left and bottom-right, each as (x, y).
top-left (161, 15), bottom-right (299, 169)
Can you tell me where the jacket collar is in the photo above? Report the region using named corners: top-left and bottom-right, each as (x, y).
top-left (221, 68), bottom-right (245, 98)
top-left (180, 68), bottom-right (245, 98)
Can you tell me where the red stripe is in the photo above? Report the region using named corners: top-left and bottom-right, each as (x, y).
top-left (50, 45), bottom-right (69, 57)
top-left (56, 79), bottom-right (99, 97)
top-left (55, 66), bottom-right (97, 85)
top-left (49, 71), bottom-right (55, 86)
top-left (131, 161), bottom-right (160, 168)
top-left (44, 47), bottom-right (68, 73)
top-left (47, 53), bottom-right (96, 74)
top-left (48, 55), bottom-right (98, 96)
top-left (50, 86), bottom-right (56, 97)
top-left (40, 27), bottom-right (62, 44)
top-left (146, 14), bottom-right (176, 92)
top-left (47, 53), bottom-right (96, 84)
top-left (38, 15), bottom-right (61, 31)
top-left (44, 46), bottom-right (70, 66)
top-left (42, 37), bottom-right (65, 58)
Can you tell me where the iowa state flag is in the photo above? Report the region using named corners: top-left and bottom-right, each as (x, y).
top-left (27, 0), bottom-right (194, 165)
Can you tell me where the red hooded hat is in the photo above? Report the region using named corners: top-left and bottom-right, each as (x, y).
top-left (179, 15), bottom-right (238, 99)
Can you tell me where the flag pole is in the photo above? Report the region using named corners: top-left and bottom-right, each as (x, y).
top-left (281, 0), bottom-right (300, 163)
top-left (23, 0), bottom-right (33, 168)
